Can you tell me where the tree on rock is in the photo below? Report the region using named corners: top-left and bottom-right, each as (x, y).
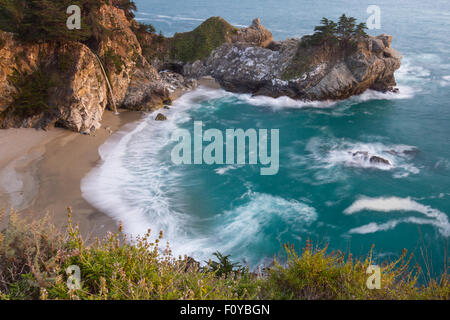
top-left (308, 14), bottom-right (368, 46)
top-left (337, 14), bottom-right (357, 41)
top-left (355, 22), bottom-right (368, 38)
top-left (312, 18), bottom-right (338, 44)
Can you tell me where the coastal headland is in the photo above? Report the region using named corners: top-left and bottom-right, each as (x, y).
top-left (0, 1), bottom-right (401, 236)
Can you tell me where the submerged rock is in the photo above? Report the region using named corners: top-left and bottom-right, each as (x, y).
top-left (369, 156), bottom-right (391, 166)
top-left (350, 151), bottom-right (391, 166)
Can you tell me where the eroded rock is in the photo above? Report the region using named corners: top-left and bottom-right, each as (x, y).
top-left (0, 34), bottom-right (108, 132)
top-left (183, 21), bottom-right (402, 101)
top-left (370, 156), bottom-right (391, 166)
top-left (155, 113), bottom-right (168, 121)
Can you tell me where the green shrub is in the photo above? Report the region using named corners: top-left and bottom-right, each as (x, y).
top-left (261, 242), bottom-right (421, 299)
top-left (4, 67), bottom-right (57, 118)
top-left (133, 22), bottom-right (155, 34)
top-left (170, 17), bottom-right (238, 63)
top-left (102, 49), bottom-right (124, 75)
top-left (205, 252), bottom-right (248, 278)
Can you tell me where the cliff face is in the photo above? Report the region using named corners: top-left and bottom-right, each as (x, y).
top-left (183, 28), bottom-right (402, 100)
top-left (0, 4), bottom-right (194, 133)
top-left (0, 32), bottom-right (108, 132)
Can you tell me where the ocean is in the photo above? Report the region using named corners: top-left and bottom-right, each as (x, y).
top-left (82, 0), bottom-right (450, 278)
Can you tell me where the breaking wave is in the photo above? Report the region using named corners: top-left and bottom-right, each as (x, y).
top-left (81, 86), bottom-right (319, 265)
top-left (345, 197), bottom-right (450, 237)
top-left (235, 93), bottom-right (336, 109)
top-left (81, 88), bottom-right (227, 260)
top-left (214, 192), bottom-right (318, 264)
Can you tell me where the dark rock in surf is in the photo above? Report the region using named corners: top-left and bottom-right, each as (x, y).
top-left (370, 156), bottom-right (391, 166)
top-left (155, 113), bottom-right (168, 121)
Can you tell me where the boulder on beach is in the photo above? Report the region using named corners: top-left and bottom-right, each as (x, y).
top-left (155, 113), bottom-right (168, 121)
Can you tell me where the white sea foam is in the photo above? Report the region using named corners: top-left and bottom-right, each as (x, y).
top-left (84, 86), bottom-right (322, 264)
top-left (439, 75), bottom-right (450, 87)
top-left (396, 58), bottom-right (431, 83)
top-left (235, 93), bottom-right (336, 109)
top-left (352, 85), bottom-right (415, 102)
top-left (82, 87), bottom-right (228, 259)
top-left (230, 74), bottom-right (416, 110)
top-left (215, 165), bottom-right (240, 175)
top-left (345, 197), bottom-right (450, 237)
top-left (305, 137), bottom-right (420, 180)
top-left (216, 192), bottom-right (318, 262)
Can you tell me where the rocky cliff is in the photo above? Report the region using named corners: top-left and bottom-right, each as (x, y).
top-left (0, 7), bottom-right (402, 133)
top-left (0, 3), bottom-right (195, 133)
top-left (183, 27), bottom-right (402, 100)
top-left (0, 33), bottom-right (108, 132)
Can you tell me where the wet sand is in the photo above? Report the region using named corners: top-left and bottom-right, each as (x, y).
top-left (0, 110), bottom-right (142, 238)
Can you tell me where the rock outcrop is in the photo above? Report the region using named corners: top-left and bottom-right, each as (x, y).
top-left (0, 4), bottom-right (195, 133)
top-left (370, 156), bottom-right (391, 166)
top-left (182, 19), bottom-right (402, 101)
top-left (230, 18), bottom-right (273, 48)
top-left (351, 151), bottom-right (391, 166)
top-left (155, 113), bottom-right (168, 121)
top-left (0, 11), bottom-right (402, 133)
top-left (0, 33), bottom-right (108, 133)
top-left (167, 17), bottom-right (273, 65)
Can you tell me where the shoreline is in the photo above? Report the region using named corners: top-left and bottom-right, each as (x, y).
top-left (0, 110), bottom-right (142, 238)
top-left (0, 78), bottom-right (219, 238)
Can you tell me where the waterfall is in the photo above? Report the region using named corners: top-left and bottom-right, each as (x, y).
top-left (95, 54), bottom-right (119, 115)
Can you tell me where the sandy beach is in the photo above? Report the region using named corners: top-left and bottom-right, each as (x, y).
top-left (0, 110), bottom-right (142, 238)
top-left (0, 79), bottom-right (218, 238)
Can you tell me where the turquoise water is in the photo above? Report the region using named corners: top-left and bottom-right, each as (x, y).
top-left (83, 1), bottom-right (450, 278)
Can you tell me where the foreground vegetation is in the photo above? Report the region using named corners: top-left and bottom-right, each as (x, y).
top-left (0, 210), bottom-right (448, 300)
